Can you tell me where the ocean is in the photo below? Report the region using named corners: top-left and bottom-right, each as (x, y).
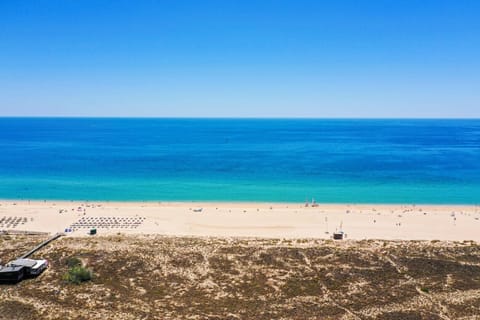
top-left (0, 118), bottom-right (479, 204)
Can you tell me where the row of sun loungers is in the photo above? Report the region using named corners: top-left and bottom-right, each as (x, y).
top-left (69, 216), bottom-right (146, 230)
top-left (0, 216), bottom-right (28, 229)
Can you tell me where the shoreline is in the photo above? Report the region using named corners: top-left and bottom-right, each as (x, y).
top-left (1, 199), bottom-right (479, 207)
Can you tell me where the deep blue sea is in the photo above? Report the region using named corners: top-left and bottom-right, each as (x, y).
top-left (0, 118), bottom-right (479, 204)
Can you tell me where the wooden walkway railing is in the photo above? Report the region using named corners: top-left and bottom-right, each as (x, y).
top-left (19, 233), bottom-right (64, 259)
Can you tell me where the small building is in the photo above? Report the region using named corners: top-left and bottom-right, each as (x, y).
top-left (0, 265), bottom-right (25, 283)
top-left (8, 258), bottom-right (48, 276)
top-left (333, 231), bottom-right (344, 240)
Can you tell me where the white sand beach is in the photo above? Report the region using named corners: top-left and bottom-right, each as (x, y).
top-left (0, 200), bottom-right (479, 241)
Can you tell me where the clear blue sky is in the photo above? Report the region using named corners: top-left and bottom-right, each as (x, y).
top-left (1, 0), bottom-right (479, 117)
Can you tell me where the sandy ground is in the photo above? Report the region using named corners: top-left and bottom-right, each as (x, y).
top-left (0, 200), bottom-right (479, 240)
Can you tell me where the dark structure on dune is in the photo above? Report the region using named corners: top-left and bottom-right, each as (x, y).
top-left (0, 258), bottom-right (49, 284)
top-left (0, 233), bottom-right (62, 284)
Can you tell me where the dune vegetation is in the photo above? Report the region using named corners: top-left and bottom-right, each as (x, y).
top-left (1, 234), bottom-right (480, 319)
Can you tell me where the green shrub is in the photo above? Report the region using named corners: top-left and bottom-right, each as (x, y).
top-left (66, 257), bottom-right (82, 268)
top-left (63, 266), bottom-right (93, 284)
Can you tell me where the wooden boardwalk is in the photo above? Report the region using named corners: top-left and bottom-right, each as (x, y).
top-left (19, 233), bottom-right (64, 259)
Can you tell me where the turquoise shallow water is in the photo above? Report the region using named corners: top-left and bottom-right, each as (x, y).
top-left (0, 118), bottom-right (479, 204)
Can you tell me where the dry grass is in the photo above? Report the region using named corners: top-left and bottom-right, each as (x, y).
top-left (1, 235), bottom-right (480, 319)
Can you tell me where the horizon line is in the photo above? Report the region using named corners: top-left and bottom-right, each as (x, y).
top-left (1, 116), bottom-right (479, 120)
